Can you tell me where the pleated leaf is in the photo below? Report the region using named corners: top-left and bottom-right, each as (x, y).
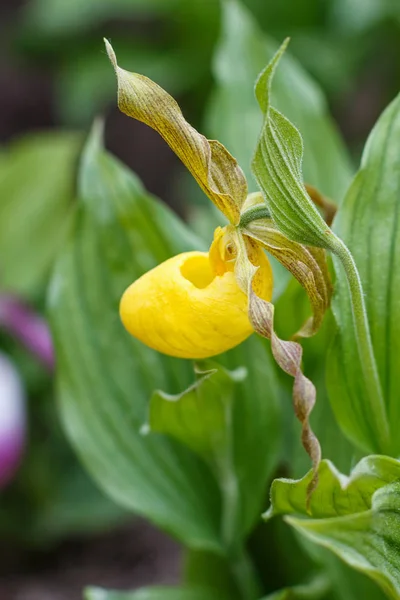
top-left (265, 455), bottom-right (400, 599)
top-left (49, 120), bottom-right (282, 553)
top-left (328, 91), bottom-right (400, 455)
top-left (147, 361), bottom-right (251, 552)
top-left (49, 122), bottom-right (223, 552)
top-left (252, 40), bottom-right (335, 249)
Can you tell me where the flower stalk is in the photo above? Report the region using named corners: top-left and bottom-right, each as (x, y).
top-left (329, 236), bottom-right (390, 453)
top-left (239, 205), bottom-right (271, 228)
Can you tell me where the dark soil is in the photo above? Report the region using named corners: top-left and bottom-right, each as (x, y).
top-left (0, 520), bottom-right (182, 599)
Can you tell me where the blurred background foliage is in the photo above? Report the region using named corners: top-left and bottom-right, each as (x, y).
top-left (0, 0), bottom-right (400, 597)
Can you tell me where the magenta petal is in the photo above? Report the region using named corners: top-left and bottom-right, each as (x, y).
top-left (0, 352), bottom-right (26, 489)
top-left (0, 295), bottom-right (54, 370)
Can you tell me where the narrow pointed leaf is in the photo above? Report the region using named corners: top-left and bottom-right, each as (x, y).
top-left (105, 39), bottom-right (246, 225)
top-left (252, 41), bottom-right (338, 249)
top-left (208, 0), bottom-right (352, 199)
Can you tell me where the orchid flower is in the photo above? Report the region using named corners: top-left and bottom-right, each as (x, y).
top-left (105, 40), bottom-right (333, 477)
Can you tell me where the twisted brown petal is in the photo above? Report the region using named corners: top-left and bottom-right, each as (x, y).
top-left (105, 39), bottom-right (247, 225)
top-left (249, 290), bottom-right (321, 496)
top-left (243, 218), bottom-right (332, 338)
top-left (231, 229), bottom-right (321, 492)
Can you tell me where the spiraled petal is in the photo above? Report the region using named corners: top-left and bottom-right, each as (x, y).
top-left (105, 40), bottom-right (247, 224)
top-left (243, 217), bottom-right (331, 338)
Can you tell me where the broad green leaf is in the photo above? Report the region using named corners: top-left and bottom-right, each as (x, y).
top-left (266, 455), bottom-right (400, 520)
top-left (49, 122), bottom-right (223, 552)
top-left (146, 361), bottom-right (249, 552)
top-left (328, 91), bottom-right (400, 455)
top-left (49, 119), bottom-right (281, 554)
top-left (147, 362), bottom-right (246, 461)
top-left (222, 336), bottom-right (281, 537)
top-left (85, 586), bottom-right (221, 600)
top-left (302, 542), bottom-right (387, 600)
top-left (260, 574), bottom-right (329, 599)
top-left (0, 132), bottom-right (81, 298)
top-left (265, 456), bottom-right (400, 599)
top-left (207, 0), bottom-right (352, 200)
top-left (149, 349), bottom-right (281, 541)
top-left (288, 482), bottom-right (400, 600)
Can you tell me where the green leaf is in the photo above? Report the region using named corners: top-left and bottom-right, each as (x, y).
top-left (207, 0), bottom-right (352, 200)
top-left (288, 483), bottom-right (400, 600)
top-left (260, 574), bottom-right (330, 599)
top-left (222, 337), bottom-right (281, 537)
top-left (185, 549), bottom-right (240, 600)
top-left (50, 118), bottom-right (282, 560)
top-left (252, 39), bottom-right (336, 249)
top-left (266, 455), bottom-right (400, 520)
top-left (0, 132), bottom-right (81, 298)
top-left (147, 361), bottom-right (246, 461)
top-left (146, 361), bottom-right (248, 552)
top-left (148, 354), bottom-right (279, 550)
top-left (49, 122), bottom-right (223, 552)
top-left (328, 91), bottom-right (400, 455)
top-left (265, 455), bottom-right (400, 599)
top-left (85, 586), bottom-right (221, 600)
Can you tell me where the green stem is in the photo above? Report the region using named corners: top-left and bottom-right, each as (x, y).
top-left (330, 235), bottom-right (390, 452)
top-left (214, 401), bottom-right (260, 599)
top-left (230, 549), bottom-right (260, 600)
top-left (239, 205), bottom-right (271, 228)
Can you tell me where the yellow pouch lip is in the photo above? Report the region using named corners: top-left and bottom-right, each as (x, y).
top-left (119, 251), bottom-right (254, 359)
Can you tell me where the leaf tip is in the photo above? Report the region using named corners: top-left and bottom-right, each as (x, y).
top-left (104, 38), bottom-right (118, 71)
top-left (255, 37), bottom-right (290, 112)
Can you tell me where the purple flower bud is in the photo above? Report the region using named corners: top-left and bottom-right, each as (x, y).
top-left (0, 352), bottom-right (26, 489)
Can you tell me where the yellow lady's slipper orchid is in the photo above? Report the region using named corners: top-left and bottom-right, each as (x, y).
top-left (120, 228), bottom-right (273, 359)
top-left (106, 39), bottom-right (332, 481)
